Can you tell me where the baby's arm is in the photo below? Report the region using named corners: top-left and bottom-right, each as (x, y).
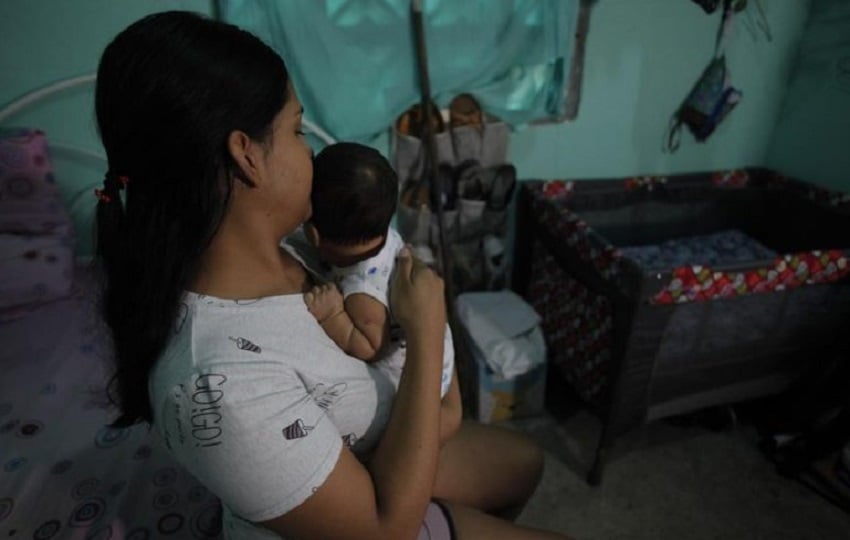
top-left (304, 283), bottom-right (388, 361)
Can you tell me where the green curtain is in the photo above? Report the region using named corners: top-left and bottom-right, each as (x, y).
top-left (218, 0), bottom-right (578, 142)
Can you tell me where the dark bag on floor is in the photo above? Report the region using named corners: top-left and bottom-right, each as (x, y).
top-left (756, 350), bottom-right (850, 477)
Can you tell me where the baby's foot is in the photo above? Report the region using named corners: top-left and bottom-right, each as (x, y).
top-left (303, 283), bottom-right (344, 323)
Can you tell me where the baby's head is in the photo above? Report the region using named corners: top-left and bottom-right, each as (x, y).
top-left (307, 142), bottom-right (398, 267)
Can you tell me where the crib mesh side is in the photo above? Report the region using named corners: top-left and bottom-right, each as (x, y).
top-left (527, 239), bottom-right (613, 409)
top-left (516, 175), bottom-right (850, 431)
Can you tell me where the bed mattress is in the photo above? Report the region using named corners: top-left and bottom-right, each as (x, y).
top-left (0, 264), bottom-right (222, 539)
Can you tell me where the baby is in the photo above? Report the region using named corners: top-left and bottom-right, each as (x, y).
top-left (285, 142), bottom-right (455, 401)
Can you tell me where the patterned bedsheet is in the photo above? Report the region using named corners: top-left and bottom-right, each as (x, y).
top-left (621, 229), bottom-right (777, 270)
top-left (0, 265), bottom-right (222, 539)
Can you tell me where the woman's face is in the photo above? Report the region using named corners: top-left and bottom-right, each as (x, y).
top-left (262, 85), bottom-right (314, 233)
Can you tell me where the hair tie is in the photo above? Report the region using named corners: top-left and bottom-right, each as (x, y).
top-left (94, 188), bottom-right (112, 203)
top-left (104, 171), bottom-right (130, 192)
top-left (94, 171), bottom-right (130, 203)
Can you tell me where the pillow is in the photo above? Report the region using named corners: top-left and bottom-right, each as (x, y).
top-left (0, 128), bottom-right (75, 310)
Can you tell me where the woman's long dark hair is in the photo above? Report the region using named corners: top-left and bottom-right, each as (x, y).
top-left (95, 11), bottom-right (289, 426)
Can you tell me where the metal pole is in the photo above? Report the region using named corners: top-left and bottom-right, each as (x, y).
top-left (409, 0), bottom-right (452, 298)
top-left (409, 0), bottom-right (477, 418)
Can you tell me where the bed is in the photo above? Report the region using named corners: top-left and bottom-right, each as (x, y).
top-left (0, 80), bottom-right (227, 538)
top-left (511, 168), bottom-right (850, 485)
top-left (0, 264), bottom-right (223, 539)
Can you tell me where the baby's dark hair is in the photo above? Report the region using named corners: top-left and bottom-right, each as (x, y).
top-left (310, 142), bottom-right (398, 245)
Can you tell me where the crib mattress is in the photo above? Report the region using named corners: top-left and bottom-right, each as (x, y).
top-left (621, 229), bottom-right (777, 270)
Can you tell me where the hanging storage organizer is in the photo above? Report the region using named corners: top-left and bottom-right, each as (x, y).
top-left (392, 96), bottom-right (516, 293)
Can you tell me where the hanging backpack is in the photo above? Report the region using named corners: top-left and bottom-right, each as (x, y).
top-left (667, 0), bottom-right (742, 151)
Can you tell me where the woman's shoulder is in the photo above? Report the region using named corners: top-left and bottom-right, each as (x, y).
top-left (150, 293), bottom-right (305, 390)
top-left (152, 290), bottom-right (378, 389)
top-left (281, 227), bottom-right (326, 280)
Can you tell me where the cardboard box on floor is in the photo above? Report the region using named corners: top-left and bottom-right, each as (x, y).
top-left (456, 291), bottom-right (547, 423)
top-left (475, 352), bottom-right (547, 423)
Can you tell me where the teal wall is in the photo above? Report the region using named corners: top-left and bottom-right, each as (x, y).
top-left (508, 0), bottom-right (810, 180)
top-left (765, 0), bottom-right (850, 192)
top-left (0, 0), bottom-right (813, 257)
top-left (0, 0), bottom-right (214, 256)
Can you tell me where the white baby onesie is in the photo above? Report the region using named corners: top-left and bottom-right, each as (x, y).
top-left (285, 227), bottom-right (455, 397)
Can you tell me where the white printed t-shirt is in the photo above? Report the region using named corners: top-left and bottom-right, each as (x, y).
top-left (149, 290), bottom-right (397, 539)
top-left (284, 227), bottom-right (454, 397)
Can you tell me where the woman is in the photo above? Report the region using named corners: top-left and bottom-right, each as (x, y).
top-left (95, 10), bottom-right (571, 539)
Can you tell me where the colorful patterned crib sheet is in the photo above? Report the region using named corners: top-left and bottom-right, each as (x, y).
top-left (0, 265), bottom-right (222, 539)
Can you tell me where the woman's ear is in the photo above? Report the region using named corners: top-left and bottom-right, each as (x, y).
top-left (227, 130), bottom-right (262, 188)
top-left (305, 221), bottom-right (321, 248)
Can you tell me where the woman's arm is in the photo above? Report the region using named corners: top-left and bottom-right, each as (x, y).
top-left (262, 248), bottom-right (446, 539)
top-left (440, 367), bottom-right (463, 445)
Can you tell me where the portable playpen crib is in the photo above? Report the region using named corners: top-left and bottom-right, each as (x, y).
top-left (512, 168), bottom-right (850, 484)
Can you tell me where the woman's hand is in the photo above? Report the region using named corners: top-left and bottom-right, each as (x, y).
top-left (390, 246), bottom-right (446, 343)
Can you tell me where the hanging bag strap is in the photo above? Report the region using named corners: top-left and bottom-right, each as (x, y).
top-left (714, 0), bottom-right (735, 59)
top-left (665, 116), bottom-right (683, 153)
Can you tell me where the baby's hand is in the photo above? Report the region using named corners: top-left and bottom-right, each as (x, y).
top-left (304, 283), bottom-right (344, 323)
